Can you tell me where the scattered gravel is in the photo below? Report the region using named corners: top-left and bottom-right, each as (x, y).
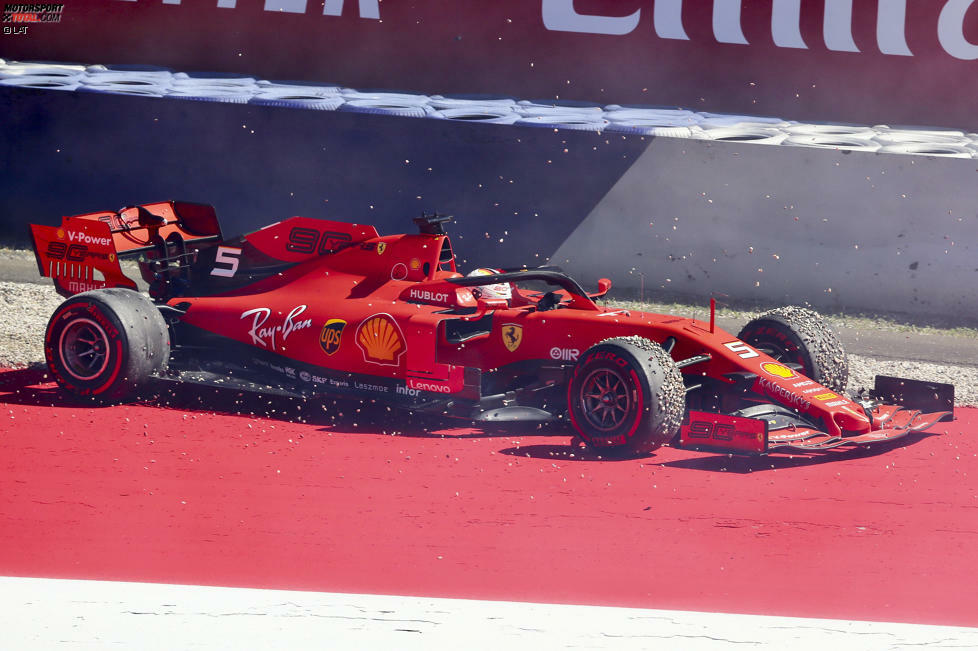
top-left (0, 281), bottom-right (62, 369)
top-left (1, 279), bottom-right (974, 406)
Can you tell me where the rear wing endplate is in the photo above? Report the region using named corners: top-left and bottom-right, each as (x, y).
top-left (30, 201), bottom-right (222, 297)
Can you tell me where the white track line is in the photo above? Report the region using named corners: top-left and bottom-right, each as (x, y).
top-left (1, 577), bottom-right (976, 650)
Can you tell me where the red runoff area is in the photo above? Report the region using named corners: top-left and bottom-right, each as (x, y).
top-left (1, 367), bottom-right (975, 626)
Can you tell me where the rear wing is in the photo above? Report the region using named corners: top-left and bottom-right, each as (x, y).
top-left (30, 201), bottom-right (222, 297)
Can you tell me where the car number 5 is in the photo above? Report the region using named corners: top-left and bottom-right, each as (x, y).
top-left (210, 246), bottom-right (242, 278)
top-left (724, 341), bottom-right (760, 359)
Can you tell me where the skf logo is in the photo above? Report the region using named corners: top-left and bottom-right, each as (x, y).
top-left (319, 318), bottom-right (346, 355)
top-left (761, 362), bottom-right (796, 379)
top-left (356, 313), bottom-right (406, 366)
top-left (502, 324), bottom-right (522, 352)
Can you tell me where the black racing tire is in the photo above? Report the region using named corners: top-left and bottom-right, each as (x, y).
top-left (44, 288), bottom-right (170, 401)
top-left (567, 336), bottom-right (685, 456)
top-left (737, 306), bottom-right (848, 393)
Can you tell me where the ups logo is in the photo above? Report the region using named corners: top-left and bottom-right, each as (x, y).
top-left (319, 319), bottom-right (346, 355)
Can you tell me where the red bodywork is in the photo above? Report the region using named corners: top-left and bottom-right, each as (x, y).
top-left (30, 202), bottom-right (952, 455)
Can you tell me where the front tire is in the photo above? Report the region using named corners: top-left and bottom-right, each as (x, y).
top-left (45, 289), bottom-right (170, 401)
top-left (737, 306), bottom-right (848, 393)
top-left (567, 336), bottom-right (685, 456)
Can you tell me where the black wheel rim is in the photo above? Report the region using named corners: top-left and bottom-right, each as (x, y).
top-left (579, 368), bottom-right (631, 432)
top-left (751, 336), bottom-right (804, 367)
top-left (59, 318), bottom-right (110, 381)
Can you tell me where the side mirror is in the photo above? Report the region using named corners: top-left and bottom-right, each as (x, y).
top-left (589, 278), bottom-right (612, 299)
top-left (463, 297), bottom-right (508, 321)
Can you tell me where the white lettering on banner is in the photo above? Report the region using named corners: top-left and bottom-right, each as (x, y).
top-left (113, 0), bottom-right (978, 60)
top-left (542, 0), bottom-right (976, 60)
top-left (134, 0), bottom-right (380, 19)
top-left (939, 0), bottom-right (978, 60)
top-left (878, 0), bottom-right (913, 56)
top-left (772, 0), bottom-right (806, 48)
top-left (323, 0), bottom-right (379, 19)
top-left (713, 0), bottom-right (747, 45)
top-left (541, 0), bottom-right (640, 36)
top-left (824, 0), bottom-right (858, 52)
top-left (654, 0), bottom-right (687, 40)
top-left (240, 305), bottom-right (313, 350)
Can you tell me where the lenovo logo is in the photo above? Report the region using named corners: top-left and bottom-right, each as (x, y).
top-left (543, 0), bottom-right (978, 60)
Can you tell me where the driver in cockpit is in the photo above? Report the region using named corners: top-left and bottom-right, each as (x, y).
top-left (466, 268), bottom-right (512, 303)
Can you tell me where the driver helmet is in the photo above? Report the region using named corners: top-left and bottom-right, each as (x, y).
top-left (467, 268), bottom-right (512, 301)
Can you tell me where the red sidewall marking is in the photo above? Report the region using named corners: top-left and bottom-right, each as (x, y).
top-left (92, 339), bottom-right (124, 394)
top-left (624, 367), bottom-right (642, 440)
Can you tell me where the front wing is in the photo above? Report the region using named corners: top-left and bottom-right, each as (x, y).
top-left (679, 376), bottom-right (954, 455)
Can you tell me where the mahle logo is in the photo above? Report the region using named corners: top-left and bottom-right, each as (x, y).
top-left (319, 318), bottom-right (346, 355)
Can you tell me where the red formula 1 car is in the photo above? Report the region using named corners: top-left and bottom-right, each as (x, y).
top-left (30, 202), bottom-right (954, 456)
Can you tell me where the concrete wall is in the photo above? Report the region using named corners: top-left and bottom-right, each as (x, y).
top-left (553, 138), bottom-right (978, 319)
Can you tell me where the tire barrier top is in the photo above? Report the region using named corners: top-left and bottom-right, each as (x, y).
top-left (3, 59), bottom-right (978, 159)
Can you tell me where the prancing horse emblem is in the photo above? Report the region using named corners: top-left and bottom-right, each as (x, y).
top-left (502, 323), bottom-right (523, 352)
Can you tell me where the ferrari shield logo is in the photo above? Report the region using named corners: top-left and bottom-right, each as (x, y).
top-left (376, 242), bottom-right (387, 255)
top-left (502, 324), bottom-right (523, 352)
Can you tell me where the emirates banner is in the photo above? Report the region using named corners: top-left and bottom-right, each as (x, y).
top-left (2, 0), bottom-right (977, 129)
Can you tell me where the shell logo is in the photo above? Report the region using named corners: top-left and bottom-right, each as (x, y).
top-left (409, 257), bottom-right (421, 270)
top-left (56, 228), bottom-right (65, 240)
top-left (356, 314), bottom-right (406, 366)
top-left (761, 362), bottom-right (796, 379)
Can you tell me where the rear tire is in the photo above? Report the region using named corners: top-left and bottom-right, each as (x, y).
top-left (567, 336), bottom-right (684, 456)
top-left (45, 289), bottom-right (170, 401)
top-left (737, 306), bottom-right (848, 393)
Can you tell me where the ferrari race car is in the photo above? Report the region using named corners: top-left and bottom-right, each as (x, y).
top-left (30, 202), bottom-right (954, 456)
